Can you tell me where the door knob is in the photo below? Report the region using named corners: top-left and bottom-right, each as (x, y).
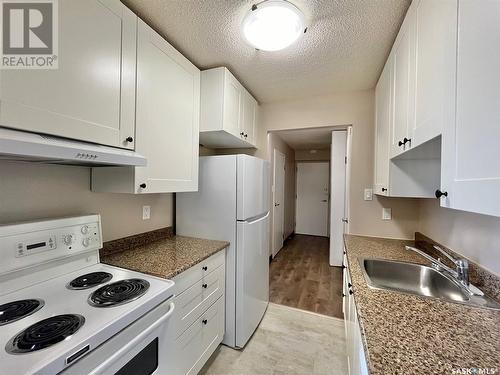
top-left (435, 189), bottom-right (448, 199)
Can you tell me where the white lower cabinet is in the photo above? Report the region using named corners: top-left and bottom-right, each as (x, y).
top-left (92, 19), bottom-right (200, 194)
top-left (343, 256), bottom-right (368, 375)
top-left (166, 250), bottom-right (226, 375)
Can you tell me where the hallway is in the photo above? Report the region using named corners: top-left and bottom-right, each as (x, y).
top-left (269, 235), bottom-right (344, 319)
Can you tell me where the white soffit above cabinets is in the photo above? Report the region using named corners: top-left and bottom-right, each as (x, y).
top-left (122, 0), bottom-right (411, 103)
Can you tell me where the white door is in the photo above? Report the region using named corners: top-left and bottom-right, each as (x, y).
top-left (330, 131), bottom-right (347, 266)
top-left (272, 150), bottom-right (285, 257)
top-left (135, 19), bottom-right (200, 193)
top-left (0, 0), bottom-right (137, 150)
top-left (223, 70), bottom-right (243, 139)
top-left (390, 9), bottom-right (415, 157)
top-left (236, 213), bottom-right (269, 348)
top-left (441, 0), bottom-right (500, 218)
top-left (374, 62), bottom-right (392, 196)
top-left (296, 162), bottom-right (329, 237)
top-left (237, 155), bottom-right (269, 221)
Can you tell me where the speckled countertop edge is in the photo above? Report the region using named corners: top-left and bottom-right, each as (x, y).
top-left (344, 234), bottom-right (500, 375)
top-left (101, 235), bottom-right (229, 280)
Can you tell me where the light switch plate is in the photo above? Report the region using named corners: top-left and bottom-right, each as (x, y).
top-left (142, 205), bottom-right (151, 220)
top-left (382, 207), bottom-right (392, 220)
top-left (364, 188), bottom-right (373, 201)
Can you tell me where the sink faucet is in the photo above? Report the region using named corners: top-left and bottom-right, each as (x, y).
top-left (405, 245), bottom-right (471, 289)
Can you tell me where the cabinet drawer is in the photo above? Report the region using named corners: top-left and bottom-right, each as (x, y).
top-left (173, 297), bottom-right (225, 375)
top-left (171, 250), bottom-right (225, 295)
top-left (172, 263), bottom-right (224, 338)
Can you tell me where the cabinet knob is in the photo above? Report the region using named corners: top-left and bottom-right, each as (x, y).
top-left (240, 132), bottom-right (245, 136)
top-left (342, 293), bottom-right (346, 298)
top-left (202, 319), bottom-right (208, 325)
top-left (403, 137), bottom-right (411, 144)
top-left (348, 283), bottom-right (352, 288)
top-left (398, 140), bottom-right (404, 147)
top-left (349, 289), bottom-right (353, 295)
top-left (342, 265), bottom-right (346, 269)
top-left (125, 136), bottom-right (133, 142)
top-left (139, 183), bottom-right (147, 189)
top-left (202, 283), bottom-right (208, 289)
top-left (202, 266), bottom-right (208, 271)
top-left (382, 188), bottom-right (387, 192)
top-left (435, 189), bottom-right (448, 199)
top-left (244, 133), bottom-right (248, 138)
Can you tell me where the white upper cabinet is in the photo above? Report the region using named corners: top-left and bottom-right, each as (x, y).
top-left (374, 62), bottom-right (392, 196)
top-left (390, 6), bottom-right (416, 158)
top-left (199, 67), bottom-right (258, 148)
top-left (412, 0), bottom-right (457, 147)
top-left (0, 0), bottom-right (137, 150)
top-left (92, 19), bottom-right (200, 194)
top-left (440, 0), bottom-right (500, 217)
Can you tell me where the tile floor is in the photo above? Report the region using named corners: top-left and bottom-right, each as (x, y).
top-left (200, 303), bottom-right (348, 375)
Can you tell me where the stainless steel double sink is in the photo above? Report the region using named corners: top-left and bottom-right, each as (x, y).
top-left (359, 258), bottom-right (500, 310)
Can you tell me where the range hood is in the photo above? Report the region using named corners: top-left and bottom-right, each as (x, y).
top-left (0, 127), bottom-right (146, 167)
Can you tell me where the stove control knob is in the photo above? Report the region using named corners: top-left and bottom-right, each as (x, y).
top-left (82, 238), bottom-right (90, 247)
top-left (81, 225), bottom-right (89, 235)
top-left (63, 235), bottom-right (73, 245)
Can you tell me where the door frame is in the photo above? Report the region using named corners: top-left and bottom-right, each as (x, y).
top-left (295, 161), bottom-right (331, 237)
top-left (272, 149), bottom-right (286, 258)
top-left (329, 127), bottom-right (352, 266)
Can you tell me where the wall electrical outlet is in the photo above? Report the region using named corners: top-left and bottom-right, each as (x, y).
top-left (364, 188), bottom-right (373, 201)
top-left (382, 207), bottom-right (392, 220)
top-left (142, 205), bottom-right (151, 220)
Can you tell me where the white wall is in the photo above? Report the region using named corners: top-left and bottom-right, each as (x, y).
top-left (0, 161), bottom-right (173, 242)
top-left (419, 199), bottom-right (500, 276)
top-left (256, 90), bottom-right (420, 240)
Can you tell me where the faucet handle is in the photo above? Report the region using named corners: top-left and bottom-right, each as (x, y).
top-left (433, 245), bottom-right (457, 265)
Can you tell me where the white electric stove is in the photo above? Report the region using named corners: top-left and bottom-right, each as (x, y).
top-left (0, 215), bottom-right (175, 375)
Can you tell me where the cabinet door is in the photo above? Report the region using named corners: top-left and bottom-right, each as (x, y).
top-left (413, 0), bottom-right (457, 147)
top-left (374, 62), bottom-right (392, 195)
top-left (135, 20), bottom-right (200, 193)
top-left (242, 91), bottom-right (257, 145)
top-left (0, 0), bottom-right (136, 149)
top-left (441, 0), bottom-right (500, 217)
top-left (390, 9), bottom-right (416, 157)
top-left (223, 71), bottom-right (243, 139)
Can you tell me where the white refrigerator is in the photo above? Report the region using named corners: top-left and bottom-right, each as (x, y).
top-left (176, 154), bottom-right (270, 348)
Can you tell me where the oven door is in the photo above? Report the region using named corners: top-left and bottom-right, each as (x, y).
top-left (61, 299), bottom-right (175, 375)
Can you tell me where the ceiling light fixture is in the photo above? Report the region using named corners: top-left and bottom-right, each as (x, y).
top-left (242, 0), bottom-right (306, 52)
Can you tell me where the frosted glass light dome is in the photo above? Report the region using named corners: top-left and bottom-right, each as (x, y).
top-left (242, 0), bottom-right (306, 52)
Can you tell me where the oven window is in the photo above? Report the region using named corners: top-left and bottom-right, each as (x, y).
top-left (115, 337), bottom-right (158, 375)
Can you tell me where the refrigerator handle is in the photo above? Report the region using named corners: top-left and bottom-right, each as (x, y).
top-left (241, 212), bottom-right (269, 225)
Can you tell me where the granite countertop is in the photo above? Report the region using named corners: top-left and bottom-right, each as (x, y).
top-left (101, 236), bottom-right (229, 279)
top-left (344, 234), bottom-right (500, 375)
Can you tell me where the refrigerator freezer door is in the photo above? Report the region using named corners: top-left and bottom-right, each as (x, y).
top-left (237, 155), bottom-right (270, 221)
top-left (236, 213), bottom-right (270, 348)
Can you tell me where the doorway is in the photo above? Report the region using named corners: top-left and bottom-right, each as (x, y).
top-left (295, 162), bottom-right (330, 236)
top-left (272, 149), bottom-right (286, 257)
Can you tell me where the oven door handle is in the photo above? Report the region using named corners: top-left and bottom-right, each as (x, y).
top-left (93, 302), bottom-right (175, 374)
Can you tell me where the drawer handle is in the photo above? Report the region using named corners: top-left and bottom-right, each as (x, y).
top-left (202, 266), bottom-right (208, 271)
top-left (202, 319), bottom-right (208, 325)
top-left (202, 283), bottom-right (208, 289)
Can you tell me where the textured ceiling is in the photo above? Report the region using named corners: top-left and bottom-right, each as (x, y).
top-left (273, 127), bottom-right (337, 150)
top-left (122, 0), bottom-right (411, 103)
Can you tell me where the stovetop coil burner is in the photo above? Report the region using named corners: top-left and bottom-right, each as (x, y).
top-left (0, 299), bottom-right (44, 326)
top-left (67, 271), bottom-right (113, 290)
top-left (6, 314), bottom-right (85, 354)
top-left (88, 278), bottom-right (150, 307)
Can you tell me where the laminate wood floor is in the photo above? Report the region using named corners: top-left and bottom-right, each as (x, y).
top-left (269, 234), bottom-right (344, 319)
